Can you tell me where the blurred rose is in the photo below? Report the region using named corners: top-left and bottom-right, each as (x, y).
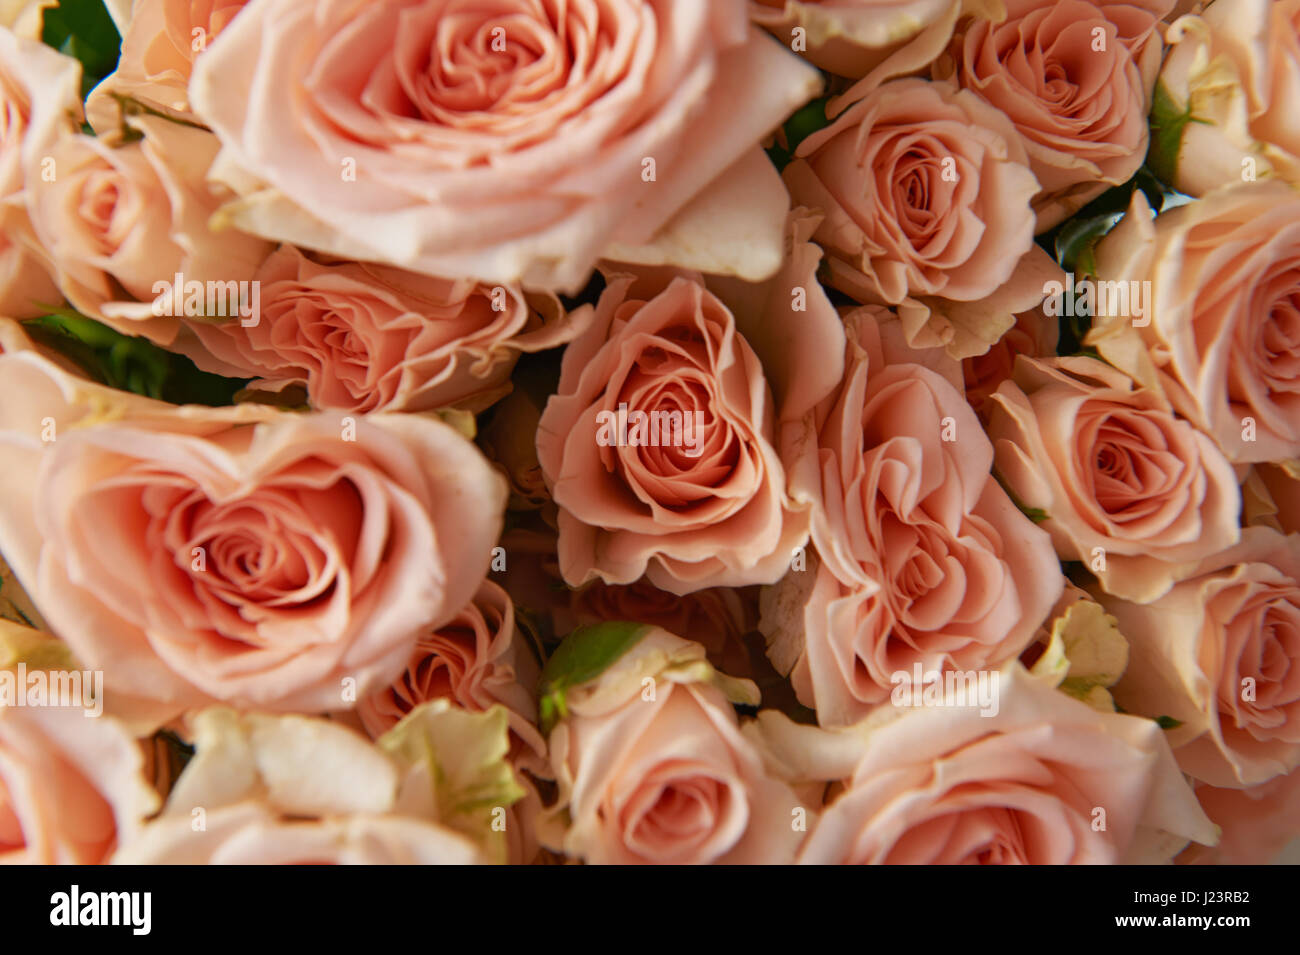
top-left (1179, 771), bottom-right (1300, 864)
top-left (183, 245), bottom-right (582, 414)
top-left (762, 309), bottom-right (1062, 727)
top-left (0, 703), bottom-right (158, 863)
top-left (539, 628), bottom-right (803, 863)
top-left (987, 356), bottom-right (1241, 603)
top-left (0, 1), bottom-right (54, 39)
top-left (1247, 463), bottom-right (1300, 535)
top-left (962, 304), bottom-right (1058, 418)
top-left (1104, 528), bottom-right (1300, 788)
top-left (786, 77), bottom-right (1053, 359)
top-left (479, 389), bottom-right (552, 511)
top-left (24, 114), bottom-right (271, 346)
top-left (1087, 184), bottom-right (1300, 465)
top-left (1155, 0), bottom-right (1300, 196)
top-left (933, 0), bottom-right (1173, 230)
top-left (746, 663), bottom-right (1217, 863)
top-left (188, 0), bottom-right (821, 291)
top-left (0, 350), bottom-right (507, 714)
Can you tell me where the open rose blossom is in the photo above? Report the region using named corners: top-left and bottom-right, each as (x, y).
top-left (114, 706), bottom-right (513, 864)
top-left (87, 0), bottom-right (250, 125)
top-left (539, 628), bottom-right (804, 864)
top-left (785, 76), bottom-right (1055, 359)
top-left (23, 112), bottom-right (272, 346)
top-left (746, 663), bottom-right (1217, 863)
top-left (1103, 527), bottom-right (1300, 789)
top-left (761, 308), bottom-right (1062, 727)
top-left (536, 263), bottom-right (835, 595)
top-left (187, 0), bottom-right (822, 291)
top-left (1086, 184), bottom-right (1300, 465)
top-left (0, 350), bottom-right (507, 714)
top-left (0, 703), bottom-right (159, 864)
top-left (931, 0), bottom-right (1173, 229)
top-left (1154, 0), bottom-right (1300, 197)
top-left (0, 27), bottom-right (80, 318)
top-left (182, 245), bottom-right (584, 414)
top-left (987, 356), bottom-right (1242, 603)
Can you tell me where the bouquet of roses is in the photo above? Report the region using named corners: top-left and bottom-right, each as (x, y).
top-left (0, 0), bottom-right (1296, 867)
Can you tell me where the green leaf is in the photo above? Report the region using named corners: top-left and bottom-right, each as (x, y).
top-left (41, 0), bottom-right (122, 99)
top-left (1155, 715), bottom-right (1183, 730)
top-left (538, 621), bottom-right (652, 734)
top-left (23, 313), bottom-right (249, 405)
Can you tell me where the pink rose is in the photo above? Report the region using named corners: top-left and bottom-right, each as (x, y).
top-left (1087, 184), bottom-right (1300, 464)
top-left (763, 309), bottom-right (1062, 727)
top-left (0, 705), bottom-right (159, 863)
top-left (183, 245), bottom-right (583, 414)
top-left (933, 0), bottom-right (1173, 229)
top-left (747, 663), bottom-right (1217, 863)
top-left (1179, 771), bottom-right (1300, 864)
top-left (0, 350), bottom-right (507, 713)
top-left (537, 265), bottom-right (832, 594)
top-left (539, 628), bottom-right (803, 864)
top-left (0, 28), bottom-right (81, 318)
top-left (188, 0), bottom-right (822, 291)
top-left (88, 0), bottom-right (250, 124)
top-left (962, 303), bottom-right (1059, 418)
top-left (987, 356), bottom-right (1242, 603)
top-left (24, 114), bottom-right (271, 346)
top-left (1104, 527), bottom-right (1300, 788)
top-left (786, 76), bottom-right (1053, 358)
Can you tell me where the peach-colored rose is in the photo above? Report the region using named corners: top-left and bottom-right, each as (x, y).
top-left (933, 0), bottom-right (1173, 229)
top-left (0, 350), bottom-right (507, 714)
top-left (1104, 527), bottom-right (1300, 788)
top-left (539, 628), bottom-right (803, 864)
top-left (987, 356), bottom-right (1242, 603)
top-left (88, 0), bottom-right (250, 125)
top-left (786, 77), bottom-right (1054, 359)
top-left (0, 28), bottom-right (81, 318)
top-left (356, 580), bottom-right (544, 764)
top-left (750, 0), bottom-right (967, 78)
top-left (762, 309), bottom-right (1062, 727)
top-left (962, 303), bottom-right (1059, 418)
top-left (24, 113), bottom-right (271, 346)
top-left (1178, 771), bottom-right (1300, 864)
top-left (537, 266), bottom-right (832, 594)
top-left (559, 579), bottom-right (756, 678)
top-left (0, 704), bottom-right (159, 863)
top-left (1086, 184), bottom-right (1300, 465)
top-left (181, 245), bottom-right (583, 414)
top-left (746, 663), bottom-right (1217, 863)
top-left (114, 707), bottom-right (507, 864)
top-left (1154, 0), bottom-right (1300, 197)
top-left (188, 0), bottom-right (822, 292)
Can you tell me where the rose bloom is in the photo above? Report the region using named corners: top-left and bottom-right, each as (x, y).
top-left (0, 702), bottom-right (159, 864)
top-left (539, 628), bottom-right (804, 864)
top-left (0, 27), bottom-right (80, 318)
top-left (746, 663), bottom-right (1217, 864)
top-left (182, 245), bottom-right (583, 414)
top-left (762, 308), bottom-right (1062, 727)
top-left (987, 356), bottom-right (1241, 603)
top-left (1156, 0), bottom-right (1300, 196)
top-left (1087, 184), bottom-right (1300, 464)
top-left (114, 708), bottom-right (487, 864)
top-left (786, 77), bottom-right (1052, 359)
top-left (537, 263), bottom-right (833, 595)
top-left (1105, 528), bottom-right (1300, 789)
top-left (560, 578), bottom-right (756, 678)
top-left (188, 0), bottom-right (821, 291)
top-left (750, 0), bottom-right (965, 78)
top-left (1178, 771), bottom-right (1300, 864)
top-left (87, 0), bottom-right (249, 125)
top-left (962, 303), bottom-right (1059, 419)
top-left (24, 114), bottom-right (271, 346)
top-left (933, 0), bottom-right (1173, 229)
top-left (0, 350), bottom-right (507, 713)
